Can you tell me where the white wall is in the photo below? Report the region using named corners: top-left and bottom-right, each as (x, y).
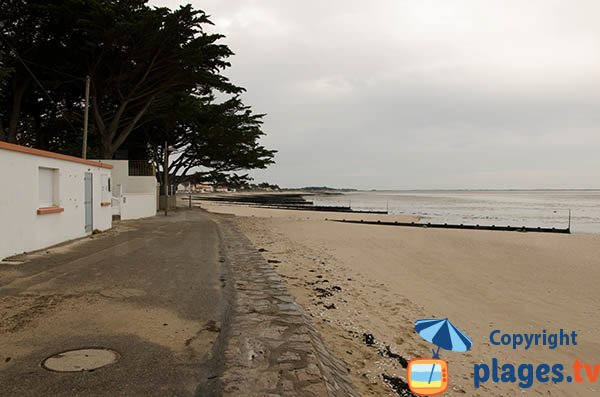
top-left (0, 146), bottom-right (112, 260)
top-left (126, 176), bottom-right (157, 194)
top-left (102, 160), bottom-right (157, 220)
top-left (105, 160), bottom-right (129, 192)
top-left (121, 193), bottom-right (157, 220)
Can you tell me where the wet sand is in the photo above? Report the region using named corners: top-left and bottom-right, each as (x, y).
top-left (201, 201), bottom-right (600, 396)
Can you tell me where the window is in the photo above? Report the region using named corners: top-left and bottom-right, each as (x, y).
top-left (101, 175), bottom-right (111, 203)
top-left (38, 167), bottom-right (59, 208)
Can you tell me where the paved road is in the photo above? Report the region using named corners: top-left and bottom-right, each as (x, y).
top-left (0, 210), bottom-right (226, 396)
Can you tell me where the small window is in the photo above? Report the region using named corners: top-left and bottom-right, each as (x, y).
top-left (38, 167), bottom-right (59, 208)
top-left (101, 175), bottom-right (111, 203)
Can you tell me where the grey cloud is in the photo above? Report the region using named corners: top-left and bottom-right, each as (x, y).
top-left (151, 0), bottom-right (600, 189)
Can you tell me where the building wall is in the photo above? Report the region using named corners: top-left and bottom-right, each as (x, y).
top-left (0, 144), bottom-right (112, 260)
top-left (121, 193), bottom-right (157, 220)
top-left (102, 160), bottom-right (157, 220)
top-left (126, 176), bottom-right (157, 194)
top-left (105, 160), bottom-right (129, 191)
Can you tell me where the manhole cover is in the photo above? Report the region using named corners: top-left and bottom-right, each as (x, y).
top-left (42, 348), bottom-right (119, 372)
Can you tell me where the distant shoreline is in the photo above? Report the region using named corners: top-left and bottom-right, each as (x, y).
top-left (294, 188), bottom-right (600, 193)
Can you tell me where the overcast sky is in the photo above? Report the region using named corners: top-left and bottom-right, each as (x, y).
top-left (151, 0), bottom-right (600, 189)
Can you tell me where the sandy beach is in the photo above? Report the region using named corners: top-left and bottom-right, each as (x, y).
top-left (201, 201), bottom-right (600, 396)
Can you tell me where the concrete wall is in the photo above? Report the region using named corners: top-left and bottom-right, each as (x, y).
top-left (0, 143), bottom-right (112, 260)
top-left (105, 160), bottom-right (129, 192)
top-left (121, 193), bottom-right (157, 220)
top-left (102, 160), bottom-right (157, 220)
top-left (126, 176), bottom-right (157, 194)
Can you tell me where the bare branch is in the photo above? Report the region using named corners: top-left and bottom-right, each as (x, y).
top-left (110, 95), bottom-right (156, 152)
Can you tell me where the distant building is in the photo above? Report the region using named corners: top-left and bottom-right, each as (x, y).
top-left (197, 183), bottom-right (215, 193)
top-left (176, 182), bottom-right (216, 193)
top-left (177, 183), bottom-right (189, 193)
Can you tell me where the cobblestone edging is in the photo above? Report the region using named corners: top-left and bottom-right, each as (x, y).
top-left (215, 216), bottom-right (360, 397)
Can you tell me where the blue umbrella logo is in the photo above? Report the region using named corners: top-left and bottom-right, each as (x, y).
top-left (415, 318), bottom-right (472, 384)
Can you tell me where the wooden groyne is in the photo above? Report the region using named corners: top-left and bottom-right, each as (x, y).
top-left (192, 194), bottom-right (313, 206)
top-left (327, 219), bottom-right (570, 234)
top-left (249, 204), bottom-right (387, 214)
top-left (191, 193), bottom-right (389, 215)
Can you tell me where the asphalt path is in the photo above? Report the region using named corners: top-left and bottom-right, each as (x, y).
top-left (0, 210), bottom-right (227, 396)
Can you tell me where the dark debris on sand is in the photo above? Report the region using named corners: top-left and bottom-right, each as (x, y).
top-left (363, 332), bottom-right (376, 346)
top-left (314, 287), bottom-right (333, 298)
top-left (382, 374), bottom-right (417, 396)
top-left (380, 345), bottom-right (408, 368)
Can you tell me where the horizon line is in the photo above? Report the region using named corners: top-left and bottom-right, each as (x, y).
top-left (282, 187), bottom-right (600, 192)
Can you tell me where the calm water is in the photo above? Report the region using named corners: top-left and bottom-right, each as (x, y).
top-left (310, 190), bottom-right (600, 234)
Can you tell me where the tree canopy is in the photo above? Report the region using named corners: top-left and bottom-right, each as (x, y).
top-left (0, 0), bottom-right (274, 185)
top-left (138, 92), bottom-right (274, 188)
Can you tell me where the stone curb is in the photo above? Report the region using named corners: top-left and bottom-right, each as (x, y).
top-left (215, 216), bottom-right (360, 397)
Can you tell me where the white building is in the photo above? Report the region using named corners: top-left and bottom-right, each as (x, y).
top-left (102, 160), bottom-right (158, 220)
top-left (176, 182), bottom-right (215, 194)
top-left (0, 141), bottom-right (113, 260)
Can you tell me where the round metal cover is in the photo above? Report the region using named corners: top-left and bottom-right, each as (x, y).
top-left (42, 348), bottom-right (119, 372)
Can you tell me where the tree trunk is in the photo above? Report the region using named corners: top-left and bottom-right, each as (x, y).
top-left (100, 141), bottom-right (114, 159)
top-left (7, 79), bottom-right (30, 143)
top-left (0, 118), bottom-right (6, 141)
top-left (93, 94), bottom-right (156, 159)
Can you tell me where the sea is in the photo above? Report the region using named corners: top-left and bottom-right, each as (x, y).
top-left (309, 190), bottom-right (600, 234)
